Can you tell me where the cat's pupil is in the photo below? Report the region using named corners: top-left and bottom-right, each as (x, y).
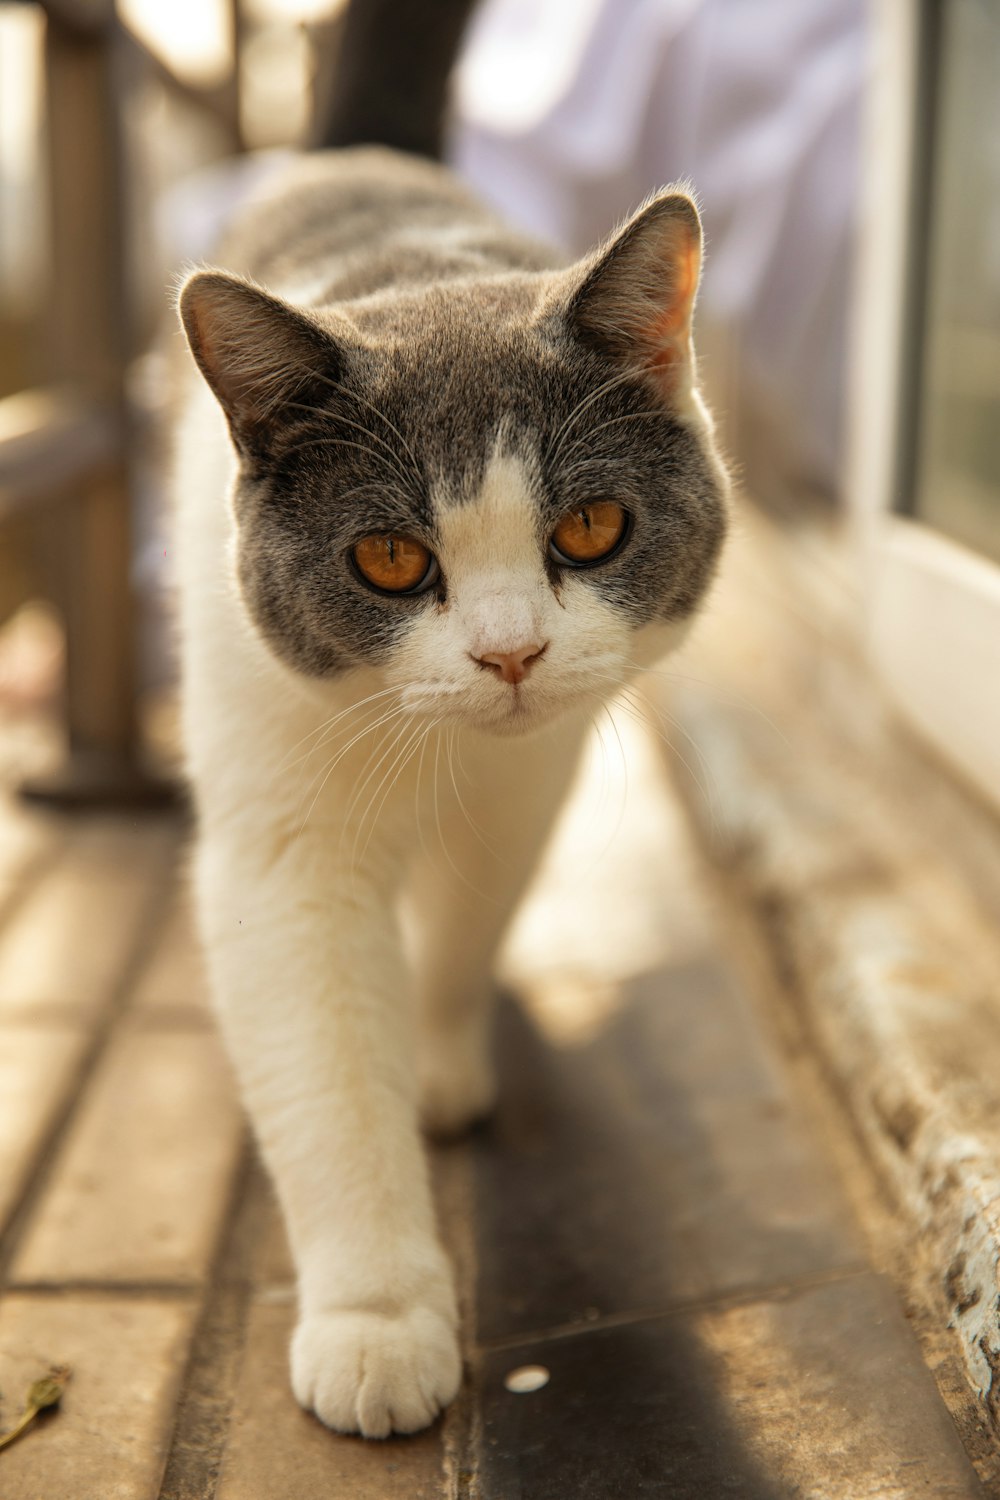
top-left (550, 500), bottom-right (628, 567)
top-left (352, 533), bottom-right (436, 594)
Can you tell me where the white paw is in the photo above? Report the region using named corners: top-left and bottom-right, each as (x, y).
top-left (291, 1304), bottom-right (462, 1437)
top-left (419, 1047), bottom-right (497, 1138)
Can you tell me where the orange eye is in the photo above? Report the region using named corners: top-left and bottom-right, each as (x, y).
top-left (351, 534), bottom-right (438, 594)
top-left (549, 501), bottom-right (629, 566)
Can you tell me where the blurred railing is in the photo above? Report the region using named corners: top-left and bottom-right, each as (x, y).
top-left (0, 0), bottom-right (242, 806)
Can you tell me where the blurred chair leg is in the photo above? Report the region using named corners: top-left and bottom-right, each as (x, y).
top-left (67, 464), bottom-right (135, 763)
top-left (19, 466), bottom-right (175, 810)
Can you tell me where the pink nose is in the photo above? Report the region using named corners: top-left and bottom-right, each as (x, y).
top-left (475, 642), bottom-right (548, 685)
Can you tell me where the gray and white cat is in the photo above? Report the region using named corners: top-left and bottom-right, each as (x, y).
top-left (173, 35), bottom-right (728, 1440)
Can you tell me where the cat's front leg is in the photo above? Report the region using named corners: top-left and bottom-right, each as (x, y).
top-left (411, 718), bottom-right (586, 1136)
top-left (195, 828), bottom-right (460, 1438)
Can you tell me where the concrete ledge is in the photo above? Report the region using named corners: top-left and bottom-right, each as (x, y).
top-left (654, 508), bottom-right (1000, 1431)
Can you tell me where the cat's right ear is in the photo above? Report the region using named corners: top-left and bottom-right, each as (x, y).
top-left (178, 271), bottom-right (342, 455)
top-left (560, 190), bottom-right (703, 409)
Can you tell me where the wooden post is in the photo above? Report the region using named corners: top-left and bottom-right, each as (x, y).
top-left (22, 6), bottom-right (170, 806)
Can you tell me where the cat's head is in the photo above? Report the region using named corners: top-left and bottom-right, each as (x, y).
top-left (179, 189), bottom-right (728, 736)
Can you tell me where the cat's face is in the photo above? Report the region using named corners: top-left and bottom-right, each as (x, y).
top-left (180, 191), bottom-right (728, 736)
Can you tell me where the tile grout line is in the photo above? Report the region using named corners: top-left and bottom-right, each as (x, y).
top-left (8, 1280), bottom-right (210, 1299)
top-left (474, 1260), bottom-right (874, 1355)
top-left (436, 1145), bottom-right (482, 1500)
top-left (0, 821), bottom-right (182, 1286)
top-left (0, 832), bottom-right (69, 941)
top-left (155, 1144), bottom-right (263, 1500)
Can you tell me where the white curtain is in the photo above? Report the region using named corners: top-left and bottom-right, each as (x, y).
top-left (450, 0), bottom-right (867, 498)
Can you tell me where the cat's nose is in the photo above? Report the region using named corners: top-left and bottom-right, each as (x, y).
top-left (475, 642), bottom-right (548, 685)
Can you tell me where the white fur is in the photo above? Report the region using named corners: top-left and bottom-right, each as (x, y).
top-left (174, 378), bottom-right (682, 1436)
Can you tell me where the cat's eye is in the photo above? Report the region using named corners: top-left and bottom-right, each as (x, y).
top-left (351, 534), bottom-right (439, 594)
top-left (549, 501), bottom-right (629, 567)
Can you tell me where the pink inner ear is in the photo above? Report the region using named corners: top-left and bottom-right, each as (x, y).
top-left (182, 284), bottom-right (247, 409)
top-left (184, 284), bottom-right (232, 378)
top-left (645, 230), bottom-right (701, 380)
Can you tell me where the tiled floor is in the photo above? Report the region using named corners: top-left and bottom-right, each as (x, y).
top-left (0, 708), bottom-right (989, 1498)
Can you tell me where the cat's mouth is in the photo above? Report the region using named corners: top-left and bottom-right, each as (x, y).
top-left (399, 677), bottom-right (578, 738)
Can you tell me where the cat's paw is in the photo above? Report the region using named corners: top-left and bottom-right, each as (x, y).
top-left (419, 1047), bottom-right (497, 1139)
top-left (290, 1304), bottom-right (462, 1438)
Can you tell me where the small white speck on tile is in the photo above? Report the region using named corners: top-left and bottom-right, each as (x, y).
top-left (504, 1364), bottom-right (550, 1394)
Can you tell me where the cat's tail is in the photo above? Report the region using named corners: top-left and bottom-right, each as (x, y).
top-left (313, 0), bottom-right (479, 161)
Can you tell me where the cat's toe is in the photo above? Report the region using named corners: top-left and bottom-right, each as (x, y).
top-left (291, 1305), bottom-right (462, 1438)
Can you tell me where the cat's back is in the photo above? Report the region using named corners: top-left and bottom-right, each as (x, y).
top-left (214, 146), bottom-right (559, 306)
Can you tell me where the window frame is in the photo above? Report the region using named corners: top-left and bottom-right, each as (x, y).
top-left (848, 0), bottom-right (1000, 811)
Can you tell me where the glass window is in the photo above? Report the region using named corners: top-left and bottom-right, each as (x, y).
top-left (912, 0), bottom-right (1000, 566)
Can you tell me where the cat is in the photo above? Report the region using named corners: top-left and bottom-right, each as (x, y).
top-left (172, 0), bottom-right (728, 1440)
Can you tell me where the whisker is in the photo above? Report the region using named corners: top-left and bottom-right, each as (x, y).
top-left (276, 685), bottom-right (402, 779)
top-left (556, 409), bottom-right (661, 472)
top-left (316, 702), bottom-right (413, 810)
top-left (568, 658), bottom-right (721, 836)
top-left (446, 725), bottom-right (503, 864)
top-left (342, 711), bottom-right (415, 836)
top-left (414, 717), bottom-right (437, 867)
top-left (294, 703), bottom-right (411, 838)
top-left (293, 370), bottom-right (425, 486)
top-left (298, 689), bottom-right (405, 762)
top-left (278, 433), bottom-right (415, 485)
top-left (292, 699), bottom-right (405, 803)
top-left (430, 727), bottom-right (495, 902)
top-left (352, 715), bottom-right (430, 871)
top-left (613, 686), bottom-right (720, 840)
top-left (284, 401), bottom-right (418, 492)
top-left (289, 703), bottom-right (396, 822)
top-left (568, 702), bottom-right (627, 878)
top-left (598, 701), bottom-right (631, 858)
top-left (452, 723), bottom-right (474, 788)
top-left (585, 697), bottom-right (613, 834)
top-left (623, 658), bottom-right (792, 748)
top-left (546, 368), bottom-right (646, 468)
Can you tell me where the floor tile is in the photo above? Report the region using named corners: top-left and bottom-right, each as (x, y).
top-left (131, 889), bottom-right (213, 1022)
top-left (475, 1276), bottom-right (984, 1499)
top-left (0, 863), bottom-right (155, 1022)
top-left (0, 1292), bottom-right (197, 1500)
top-left (11, 1028), bottom-right (244, 1284)
top-left (65, 814), bottom-right (178, 872)
top-left (0, 794), bottom-right (59, 905)
top-left (0, 1023), bottom-right (88, 1232)
top-left (215, 1300), bottom-right (447, 1500)
top-left (474, 967), bottom-right (862, 1343)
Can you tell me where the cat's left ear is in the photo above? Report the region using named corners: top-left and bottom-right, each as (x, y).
top-left (178, 270), bottom-right (347, 456)
top-left (564, 190), bottom-right (702, 405)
